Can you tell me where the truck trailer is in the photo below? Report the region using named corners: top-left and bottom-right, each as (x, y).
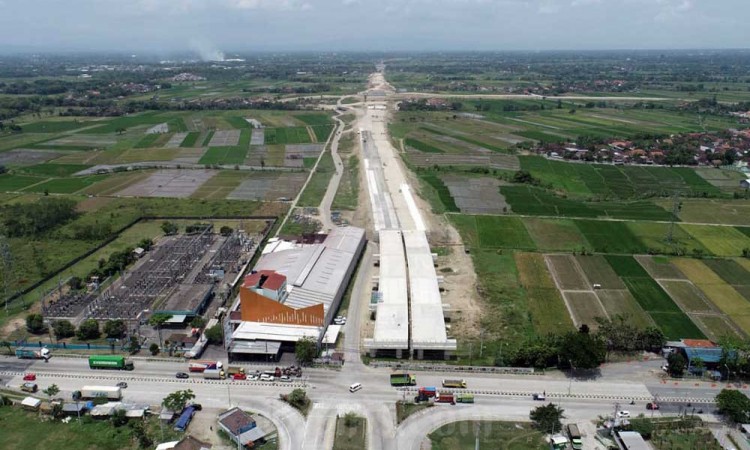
top-left (88, 355), bottom-right (134, 371)
top-left (455, 393), bottom-right (475, 404)
top-left (16, 347), bottom-right (50, 361)
top-left (390, 373), bottom-right (417, 387)
top-left (226, 366), bottom-right (245, 376)
top-left (436, 392), bottom-right (456, 404)
top-left (567, 424), bottom-right (583, 450)
top-left (442, 379), bottom-right (467, 388)
top-left (188, 360), bottom-right (223, 373)
top-left (203, 369), bottom-right (225, 380)
top-left (78, 385), bottom-right (123, 400)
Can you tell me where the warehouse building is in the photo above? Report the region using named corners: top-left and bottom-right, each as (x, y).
top-left (227, 226), bottom-right (365, 360)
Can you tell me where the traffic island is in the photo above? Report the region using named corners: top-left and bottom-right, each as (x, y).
top-left (396, 400), bottom-right (432, 424)
top-left (332, 412), bottom-right (367, 450)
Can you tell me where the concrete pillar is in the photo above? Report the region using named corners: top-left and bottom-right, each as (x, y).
top-left (416, 349), bottom-right (424, 360)
top-left (444, 351), bottom-right (451, 361)
top-left (370, 348), bottom-right (376, 358)
top-left (396, 349), bottom-right (402, 359)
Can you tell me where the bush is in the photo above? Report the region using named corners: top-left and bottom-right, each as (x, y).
top-left (52, 320), bottom-right (75, 339)
top-left (149, 343), bottom-right (160, 356)
top-left (26, 314), bottom-right (46, 334)
top-left (76, 319), bottom-right (100, 340)
top-left (103, 319), bottom-right (126, 339)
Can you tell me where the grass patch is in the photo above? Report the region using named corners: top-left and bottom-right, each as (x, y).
top-left (515, 252), bottom-right (574, 332)
top-left (296, 113), bottom-right (333, 127)
top-left (18, 163), bottom-right (91, 177)
top-left (198, 147), bottom-right (248, 165)
top-left (332, 155), bottom-right (360, 211)
top-left (0, 174), bottom-right (47, 192)
top-left (396, 401), bottom-right (432, 424)
top-left (297, 151), bottom-right (334, 207)
top-left (418, 172), bottom-right (459, 213)
top-left (226, 116), bottom-right (252, 129)
top-left (405, 138), bottom-right (445, 153)
top-left (180, 131), bottom-right (200, 147)
top-left (133, 133), bottom-right (161, 148)
top-left (522, 218), bottom-right (589, 251)
top-left (264, 127), bottom-right (312, 145)
top-left (311, 125), bottom-right (334, 142)
top-left (23, 175), bottom-right (107, 194)
top-left (429, 420), bottom-right (548, 450)
top-left (681, 224), bottom-right (750, 256)
top-left (333, 414), bottom-right (367, 450)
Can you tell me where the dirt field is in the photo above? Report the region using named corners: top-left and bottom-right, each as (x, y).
top-left (116, 169), bottom-right (217, 198)
top-left (0, 149), bottom-right (62, 165)
top-left (635, 255), bottom-right (687, 280)
top-left (574, 255), bottom-right (625, 290)
top-left (596, 289), bottom-right (654, 328)
top-left (441, 175), bottom-right (509, 214)
top-left (659, 280), bottom-right (715, 312)
top-left (227, 172), bottom-right (307, 201)
top-left (545, 254), bottom-right (590, 290)
top-left (563, 291), bottom-right (607, 329)
top-left (208, 129), bottom-right (241, 147)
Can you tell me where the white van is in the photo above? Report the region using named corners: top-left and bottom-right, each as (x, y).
top-left (349, 383), bottom-right (362, 393)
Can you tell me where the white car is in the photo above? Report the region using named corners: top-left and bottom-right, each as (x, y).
top-left (617, 411), bottom-right (631, 418)
top-left (279, 375), bottom-right (292, 382)
top-left (259, 374), bottom-right (274, 382)
top-left (247, 375), bottom-right (258, 381)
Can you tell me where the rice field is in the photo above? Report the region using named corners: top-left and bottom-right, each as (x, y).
top-left (449, 215), bottom-right (536, 249)
top-left (635, 255), bottom-right (687, 280)
top-left (522, 218), bottom-right (589, 251)
top-left (659, 280), bottom-right (714, 312)
top-left (596, 290), bottom-right (654, 328)
top-left (198, 147), bottom-right (249, 165)
top-left (702, 259), bottom-right (750, 285)
top-left (681, 224), bottom-right (750, 256)
top-left (564, 291), bottom-right (607, 329)
top-left (189, 171), bottom-right (249, 199)
top-left (574, 220), bottom-right (647, 253)
top-left (514, 252), bottom-right (574, 333)
top-left (545, 254), bottom-right (589, 290)
top-left (0, 174), bottom-right (47, 191)
top-left (654, 198), bottom-right (750, 226)
top-left (574, 255), bottom-right (626, 289)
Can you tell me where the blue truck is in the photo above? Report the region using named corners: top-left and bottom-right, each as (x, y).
top-left (16, 347), bottom-right (50, 361)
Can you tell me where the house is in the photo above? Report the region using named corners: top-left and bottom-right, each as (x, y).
top-left (218, 407), bottom-right (268, 447)
top-left (741, 178), bottom-right (750, 189)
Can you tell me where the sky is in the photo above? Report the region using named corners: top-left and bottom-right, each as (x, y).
top-left (0, 0), bottom-right (748, 54)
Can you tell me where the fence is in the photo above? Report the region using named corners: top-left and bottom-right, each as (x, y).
top-left (368, 361), bottom-right (538, 375)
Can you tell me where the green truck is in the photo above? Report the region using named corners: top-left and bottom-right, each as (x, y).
top-left (455, 393), bottom-right (474, 404)
top-left (390, 373), bottom-right (417, 386)
top-left (89, 355), bottom-right (134, 371)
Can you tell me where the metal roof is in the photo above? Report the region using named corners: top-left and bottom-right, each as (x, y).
top-left (618, 431), bottom-right (650, 450)
top-left (683, 346), bottom-right (724, 364)
top-left (403, 230), bottom-right (455, 350)
top-left (232, 321), bottom-right (320, 343)
top-left (369, 230), bottom-right (409, 349)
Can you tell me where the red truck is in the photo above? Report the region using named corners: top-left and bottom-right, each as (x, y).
top-left (188, 360), bottom-right (223, 373)
top-left (436, 392), bottom-right (456, 405)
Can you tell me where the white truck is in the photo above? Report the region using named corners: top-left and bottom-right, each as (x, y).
top-left (79, 385), bottom-right (123, 400)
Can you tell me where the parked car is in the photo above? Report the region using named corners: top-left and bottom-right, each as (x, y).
top-left (23, 373), bottom-right (36, 381)
top-left (248, 375), bottom-right (259, 381)
top-left (116, 382), bottom-right (128, 389)
top-left (617, 410), bottom-right (631, 418)
top-left (532, 393), bottom-right (545, 401)
top-left (646, 402), bottom-right (660, 410)
top-left (260, 374), bottom-right (274, 382)
top-left (233, 373), bottom-right (247, 381)
top-left (279, 375), bottom-right (292, 382)
top-left (176, 372), bottom-right (189, 379)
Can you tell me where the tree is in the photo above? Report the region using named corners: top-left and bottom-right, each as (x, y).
top-left (530, 403), bottom-right (565, 434)
top-left (286, 388), bottom-right (309, 409)
top-left (219, 226), bottom-right (233, 236)
top-left (67, 276), bottom-right (84, 290)
top-left (295, 336), bottom-right (318, 366)
top-left (52, 320), bottom-right (75, 339)
top-left (127, 336), bottom-right (141, 353)
top-left (628, 417), bottom-right (655, 439)
top-left (76, 319), bottom-right (100, 340)
top-left (148, 313), bottom-right (172, 348)
top-left (103, 319), bottom-right (127, 339)
top-left (0, 340), bottom-right (12, 356)
top-left (149, 343), bottom-right (160, 356)
top-left (512, 170), bottom-right (536, 185)
top-left (343, 412), bottom-right (359, 428)
top-left (190, 316), bottom-right (206, 329)
top-left (43, 384), bottom-right (60, 400)
top-left (161, 221), bottom-right (178, 236)
top-left (559, 331), bottom-right (606, 370)
top-left (667, 352), bottom-right (687, 377)
top-left (26, 313), bottom-right (46, 334)
top-left (716, 389), bottom-right (750, 423)
top-left (205, 324), bottom-right (223, 345)
top-left (162, 389), bottom-right (195, 413)
top-left (111, 408), bottom-right (128, 427)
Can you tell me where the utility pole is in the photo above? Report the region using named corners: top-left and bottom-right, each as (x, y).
top-left (0, 235), bottom-right (13, 315)
top-left (479, 329), bottom-right (485, 358)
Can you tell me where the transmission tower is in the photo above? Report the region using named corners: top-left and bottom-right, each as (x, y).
top-left (0, 235), bottom-right (13, 314)
top-left (665, 192), bottom-right (681, 244)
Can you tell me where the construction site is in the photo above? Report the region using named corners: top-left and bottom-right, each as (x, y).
top-left (42, 223), bottom-right (262, 328)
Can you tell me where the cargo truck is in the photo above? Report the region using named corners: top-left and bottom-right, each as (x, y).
top-left (567, 424), bottom-right (583, 450)
top-left (390, 373), bottom-right (417, 387)
top-left (88, 355), bottom-right (134, 371)
top-left (455, 393), bottom-right (475, 404)
top-left (442, 379), bottom-right (467, 388)
top-left (226, 366), bottom-right (245, 376)
top-left (436, 392), bottom-right (456, 405)
top-left (77, 385), bottom-right (123, 400)
top-left (188, 360), bottom-right (223, 373)
top-left (418, 387), bottom-right (437, 398)
top-left (203, 369), bottom-right (225, 380)
top-left (16, 347), bottom-right (50, 361)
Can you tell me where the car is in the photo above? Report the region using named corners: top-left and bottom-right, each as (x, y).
top-left (617, 410), bottom-right (631, 418)
top-left (176, 372), bottom-right (189, 379)
top-left (279, 375), bottom-right (291, 382)
top-left (116, 382), bottom-right (128, 388)
top-left (23, 373), bottom-right (36, 381)
top-left (532, 393), bottom-right (546, 401)
top-left (646, 402), bottom-right (659, 410)
top-left (260, 374), bottom-right (274, 382)
top-left (248, 375), bottom-right (259, 381)
top-left (233, 373), bottom-right (247, 381)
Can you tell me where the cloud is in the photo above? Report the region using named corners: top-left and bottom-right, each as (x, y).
top-left (538, 0), bottom-right (561, 14)
top-left (342, 0), bottom-right (360, 4)
top-left (571, 0), bottom-right (601, 6)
